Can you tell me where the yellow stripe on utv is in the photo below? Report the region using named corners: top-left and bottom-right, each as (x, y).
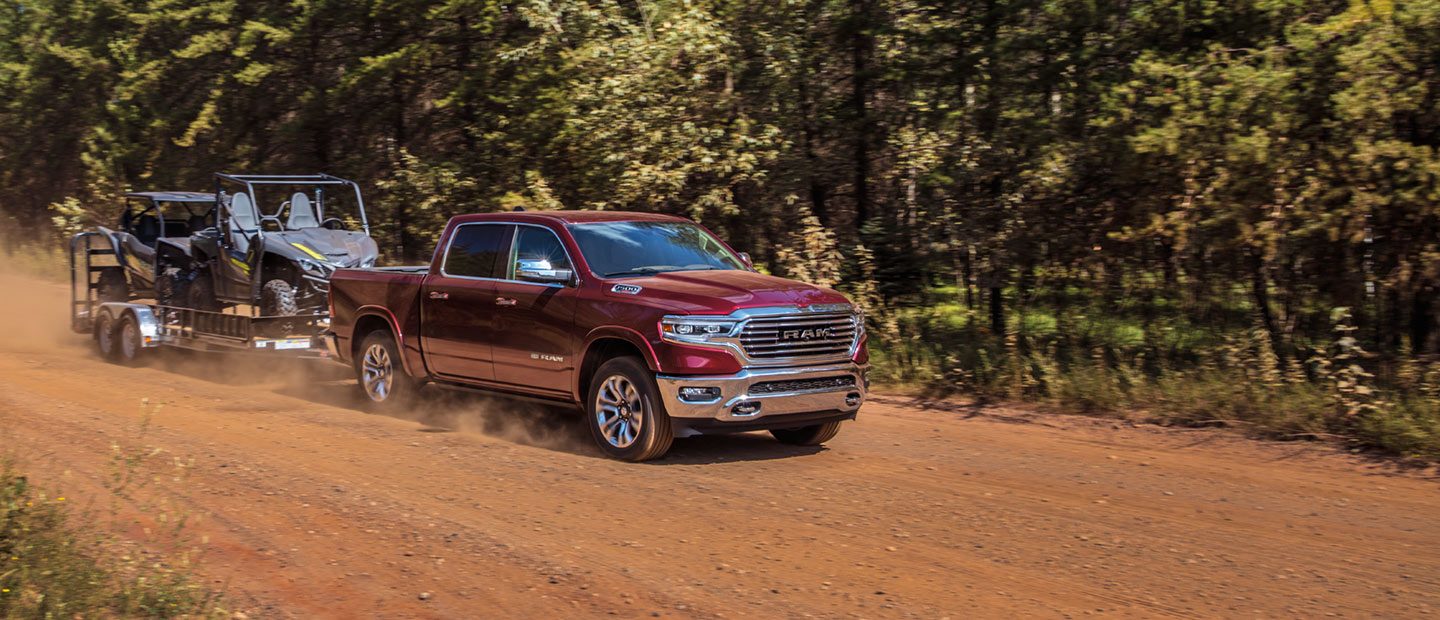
top-left (229, 257), bottom-right (251, 273)
top-left (290, 242), bottom-right (327, 261)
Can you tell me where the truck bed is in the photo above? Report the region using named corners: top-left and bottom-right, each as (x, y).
top-left (328, 266), bottom-right (428, 364)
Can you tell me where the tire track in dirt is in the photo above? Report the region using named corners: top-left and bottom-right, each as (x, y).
top-left (1, 272), bottom-right (1437, 618)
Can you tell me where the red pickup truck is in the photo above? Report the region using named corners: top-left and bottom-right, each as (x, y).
top-left (325, 211), bottom-right (868, 461)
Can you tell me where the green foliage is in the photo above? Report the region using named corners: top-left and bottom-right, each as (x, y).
top-left (1, 0), bottom-right (1439, 458)
top-left (0, 462), bottom-right (217, 617)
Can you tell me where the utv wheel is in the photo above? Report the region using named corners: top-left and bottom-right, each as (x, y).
top-left (586, 357), bottom-right (673, 462)
top-left (261, 279), bottom-right (300, 316)
top-left (97, 268), bottom-right (129, 302)
top-left (94, 313), bottom-right (117, 361)
top-left (356, 330), bottom-right (416, 411)
top-left (155, 268), bottom-right (189, 307)
top-left (770, 421), bottom-right (843, 446)
top-left (115, 314), bottom-right (149, 366)
top-left (185, 270), bottom-right (220, 311)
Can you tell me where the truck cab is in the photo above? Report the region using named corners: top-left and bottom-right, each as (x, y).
top-left (326, 211), bottom-right (868, 461)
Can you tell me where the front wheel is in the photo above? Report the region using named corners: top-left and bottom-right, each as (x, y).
top-left (770, 421), bottom-right (843, 446)
top-left (586, 357), bottom-right (673, 462)
top-left (356, 330), bottom-right (416, 411)
top-left (261, 279), bottom-right (299, 316)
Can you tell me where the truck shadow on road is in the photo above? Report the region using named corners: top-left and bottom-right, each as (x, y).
top-left (150, 350), bottom-right (826, 464)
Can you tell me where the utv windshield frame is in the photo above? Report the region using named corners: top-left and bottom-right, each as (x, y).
top-left (213, 173), bottom-right (370, 239)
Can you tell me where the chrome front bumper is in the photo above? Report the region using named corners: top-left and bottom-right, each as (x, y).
top-left (655, 363), bottom-right (869, 425)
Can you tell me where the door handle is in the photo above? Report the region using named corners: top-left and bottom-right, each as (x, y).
top-left (495, 297), bottom-right (517, 306)
top-left (429, 291), bottom-right (449, 300)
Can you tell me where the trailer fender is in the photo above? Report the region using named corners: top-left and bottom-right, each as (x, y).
top-left (96, 302), bottom-right (162, 348)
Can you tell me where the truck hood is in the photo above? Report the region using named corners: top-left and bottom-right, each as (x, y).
top-left (607, 269), bottom-right (852, 315)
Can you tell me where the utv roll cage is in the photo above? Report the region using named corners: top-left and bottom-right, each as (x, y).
top-left (213, 173), bottom-right (370, 237)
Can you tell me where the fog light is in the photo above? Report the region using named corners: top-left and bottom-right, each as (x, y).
top-left (845, 392), bottom-right (861, 407)
top-left (679, 386), bottom-right (721, 402)
top-left (731, 401), bottom-right (762, 417)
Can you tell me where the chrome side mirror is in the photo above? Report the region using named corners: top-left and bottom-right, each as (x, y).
top-left (516, 258), bottom-right (573, 284)
top-left (738, 252), bottom-right (754, 269)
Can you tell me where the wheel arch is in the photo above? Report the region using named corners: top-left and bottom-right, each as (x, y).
top-left (576, 329), bottom-right (658, 403)
top-left (351, 307), bottom-right (417, 378)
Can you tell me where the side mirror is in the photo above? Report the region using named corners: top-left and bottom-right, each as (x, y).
top-left (516, 259), bottom-right (573, 285)
top-left (738, 252), bottom-right (754, 269)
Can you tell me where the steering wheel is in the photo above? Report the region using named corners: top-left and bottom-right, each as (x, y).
top-left (320, 217), bottom-right (347, 230)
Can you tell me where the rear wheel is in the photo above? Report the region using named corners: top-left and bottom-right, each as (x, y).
top-left (97, 268), bottom-right (129, 302)
top-left (586, 357), bottom-right (673, 462)
top-left (261, 279), bottom-right (299, 316)
top-left (155, 268), bottom-right (189, 307)
top-left (185, 269), bottom-right (220, 311)
top-left (115, 314), bottom-right (149, 366)
top-left (770, 421), bottom-right (843, 446)
top-left (94, 313), bottom-right (117, 361)
top-left (356, 330), bottom-right (416, 411)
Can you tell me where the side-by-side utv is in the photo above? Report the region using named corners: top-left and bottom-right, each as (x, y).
top-left (178, 173), bottom-right (378, 316)
top-left (95, 191), bottom-right (216, 304)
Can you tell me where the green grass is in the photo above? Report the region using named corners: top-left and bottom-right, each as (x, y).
top-left (866, 285), bottom-right (1440, 462)
top-left (0, 462), bottom-right (221, 617)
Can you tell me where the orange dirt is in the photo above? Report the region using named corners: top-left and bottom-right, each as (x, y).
top-left (0, 272), bottom-right (1436, 618)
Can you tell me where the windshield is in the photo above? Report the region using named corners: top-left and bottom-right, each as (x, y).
top-left (569, 221), bottom-right (745, 278)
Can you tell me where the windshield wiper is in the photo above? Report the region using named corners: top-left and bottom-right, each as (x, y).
top-left (603, 267), bottom-right (667, 278)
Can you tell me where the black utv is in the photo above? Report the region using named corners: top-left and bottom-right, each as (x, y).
top-left (177, 173), bottom-right (378, 316)
top-left (93, 191), bottom-right (216, 304)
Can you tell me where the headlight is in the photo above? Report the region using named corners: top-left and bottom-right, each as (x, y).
top-left (660, 316), bottom-right (739, 345)
top-left (299, 259), bottom-right (332, 274)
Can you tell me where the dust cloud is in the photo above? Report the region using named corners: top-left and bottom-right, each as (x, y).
top-left (0, 265), bottom-right (596, 456)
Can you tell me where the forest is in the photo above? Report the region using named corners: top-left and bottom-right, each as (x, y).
top-left (1, 0), bottom-right (1437, 456)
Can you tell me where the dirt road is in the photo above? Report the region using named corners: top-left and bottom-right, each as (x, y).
top-left (1, 272), bottom-right (1436, 618)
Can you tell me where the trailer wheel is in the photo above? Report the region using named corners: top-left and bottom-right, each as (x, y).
top-left (97, 268), bottom-right (129, 302)
top-left (94, 313), bottom-right (118, 361)
top-left (262, 279), bottom-right (299, 316)
top-left (115, 314), bottom-right (149, 366)
top-left (770, 421), bottom-right (843, 446)
top-left (356, 330), bottom-right (415, 411)
top-left (585, 356), bottom-right (673, 462)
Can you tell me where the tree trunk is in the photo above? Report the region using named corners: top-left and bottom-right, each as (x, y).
top-left (848, 0), bottom-right (872, 233)
top-left (1249, 252), bottom-right (1285, 364)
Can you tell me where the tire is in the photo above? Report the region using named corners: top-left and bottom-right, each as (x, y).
top-left (261, 279), bottom-right (299, 316)
top-left (586, 357), bottom-right (673, 462)
top-left (155, 268), bottom-right (189, 307)
top-left (114, 313), bottom-right (149, 366)
top-left (770, 421), bottom-right (843, 446)
top-left (94, 313), bottom-right (117, 361)
top-left (355, 330), bottom-right (416, 411)
top-left (97, 268), bottom-right (129, 302)
top-left (185, 269), bottom-right (220, 311)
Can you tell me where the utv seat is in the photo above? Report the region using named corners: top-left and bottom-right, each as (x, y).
top-left (228, 192), bottom-right (259, 256)
top-left (286, 192), bottom-right (319, 229)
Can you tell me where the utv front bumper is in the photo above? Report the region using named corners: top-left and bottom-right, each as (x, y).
top-left (655, 362), bottom-right (868, 437)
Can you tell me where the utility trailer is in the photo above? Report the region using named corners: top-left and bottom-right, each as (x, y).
top-left (70, 229), bottom-right (334, 363)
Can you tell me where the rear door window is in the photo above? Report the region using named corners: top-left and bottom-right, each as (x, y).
top-left (443, 224), bottom-right (512, 279)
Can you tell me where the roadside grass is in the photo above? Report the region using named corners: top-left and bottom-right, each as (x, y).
top-left (1, 402), bottom-right (225, 618)
top-left (3, 243), bottom-right (68, 282)
top-left (867, 287), bottom-right (1440, 463)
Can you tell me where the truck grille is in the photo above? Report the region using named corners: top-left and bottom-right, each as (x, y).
top-left (740, 313), bottom-right (858, 361)
top-left (750, 375), bottom-right (856, 395)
